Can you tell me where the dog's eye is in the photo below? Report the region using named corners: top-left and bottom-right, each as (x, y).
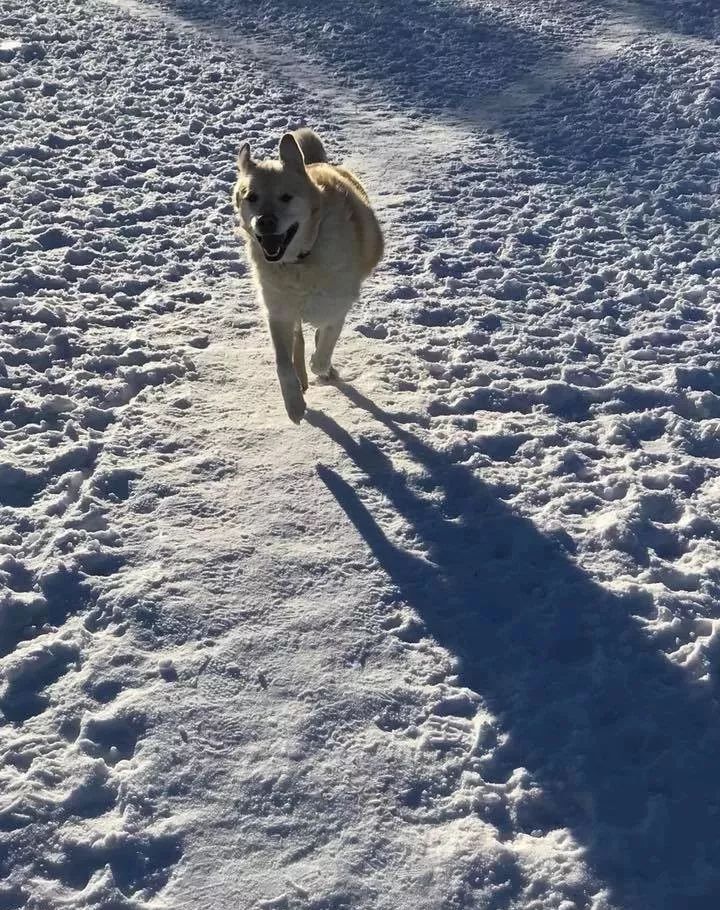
top-left (280, 193), bottom-right (293, 203)
top-left (245, 191), bottom-right (258, 204)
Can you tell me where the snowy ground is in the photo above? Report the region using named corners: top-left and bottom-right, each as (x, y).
top-left (1, 0), bottom-right (720, 907)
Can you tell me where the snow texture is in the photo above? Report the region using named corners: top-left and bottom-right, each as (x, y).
top-left (1, 0), bottom-right (720, 908)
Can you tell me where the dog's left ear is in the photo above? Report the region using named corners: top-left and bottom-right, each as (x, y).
top-left (279, 133), bottom-right (305, 172)
top-left (237, 142), bottom-right (253, 174)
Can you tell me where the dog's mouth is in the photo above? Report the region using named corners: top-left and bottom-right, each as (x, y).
top-left (255, 223), bottom-right (299, 262)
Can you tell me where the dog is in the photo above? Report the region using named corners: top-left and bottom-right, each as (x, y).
top-left (232, 128), bottom-right (383, 423)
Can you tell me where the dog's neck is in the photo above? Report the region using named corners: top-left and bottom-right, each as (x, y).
top-left (290, 207), bottom-right (322, 264)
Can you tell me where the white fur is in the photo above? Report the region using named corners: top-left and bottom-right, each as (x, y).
top-left (233, 129), bottom-right (383, 423)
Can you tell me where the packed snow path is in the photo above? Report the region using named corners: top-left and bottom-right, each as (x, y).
top-left (1, 0), bottom-right (720, 907)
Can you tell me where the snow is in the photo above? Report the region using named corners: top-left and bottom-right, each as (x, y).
top-left (1, 0), bottom-right (720, 907)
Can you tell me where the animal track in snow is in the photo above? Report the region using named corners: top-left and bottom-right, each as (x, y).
top-left (0, 638), bottom-right (79, 723)
top-left (79, 709), bottom-right (146, 764)
top-left (45, 827), bottom-right (182, 899)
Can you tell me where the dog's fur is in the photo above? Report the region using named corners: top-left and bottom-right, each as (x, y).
top-left (232, 128), bottom-right (383, 423)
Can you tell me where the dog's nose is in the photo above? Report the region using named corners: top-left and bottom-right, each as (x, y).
top-left (255, 214), bottom-right (278, 234)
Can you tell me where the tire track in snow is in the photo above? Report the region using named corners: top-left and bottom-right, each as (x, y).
top-left (471, 1), bottom-right (718, 125)
top-left (103, 0), bottom-right (683, 165)
top-left (105, 0), bottom-right (472, 178)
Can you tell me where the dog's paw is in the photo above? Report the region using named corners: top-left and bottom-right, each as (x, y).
top-left (281, 384), bottom-right (306, 423)
top-left (285, 393), bottom-right (306, 424)
top-left (278, 368), bottom-right (306, 424)
top-left (315, 365), bottom-right (339, 384)
top-left (309, 352), bottom-right (326, 376)
top-left (310, 356), bottom-right (339, 382)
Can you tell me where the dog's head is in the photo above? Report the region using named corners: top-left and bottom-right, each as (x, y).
top-left (232, 133), bottom-right (319, 263)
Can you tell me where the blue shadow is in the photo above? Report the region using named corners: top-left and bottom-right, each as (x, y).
top-left (308, 385), bottom-right (720, 909)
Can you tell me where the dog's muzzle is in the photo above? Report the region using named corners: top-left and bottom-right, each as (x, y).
top-left (255, 223), bottom-right (299, 262)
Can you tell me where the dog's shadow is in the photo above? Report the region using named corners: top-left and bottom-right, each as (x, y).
top-left (307, 384), bottom-right (720, 909)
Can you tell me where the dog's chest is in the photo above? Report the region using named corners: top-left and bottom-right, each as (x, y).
top-left (257, 261), bottom-right (359, 326)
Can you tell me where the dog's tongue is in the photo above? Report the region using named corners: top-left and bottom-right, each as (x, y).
top-left (260, 234), bottom-right (284, 257)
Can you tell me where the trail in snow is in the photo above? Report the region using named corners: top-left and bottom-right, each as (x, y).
top-left (1, 0), bottom-right (720, 908)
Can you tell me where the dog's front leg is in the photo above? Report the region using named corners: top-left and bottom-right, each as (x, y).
top-left (310, 320), bottom-right (345, 380)
top-left (293, 323), bottom-right (308, 392)
top-left (269, 319), bottom-right (306, 423)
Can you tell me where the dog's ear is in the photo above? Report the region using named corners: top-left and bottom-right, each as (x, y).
top-left (279, 133), bottom-right (305, 172)
top-left (237, 143), bottom-right (253, 173)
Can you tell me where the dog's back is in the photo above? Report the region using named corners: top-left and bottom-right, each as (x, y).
top-left (312, 165), bottom-right (384, 277)
top-left (292, 127), bottom-right (327, 165)
top-left (291, 129), bottom-right (383, 277)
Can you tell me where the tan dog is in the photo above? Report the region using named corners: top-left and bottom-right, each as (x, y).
top-left (232, 128), bottom-right (383, 423)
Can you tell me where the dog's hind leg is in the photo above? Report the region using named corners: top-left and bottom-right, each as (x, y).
top-left (293, 322), bottom-right (308, 392)
top-left (310, 320), bottom-right (344, 380)
top-left (269, 319), bottom-right (306, 423)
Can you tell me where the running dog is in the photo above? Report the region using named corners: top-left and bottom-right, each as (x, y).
top-left (233, 128), bottom-right (383, 422)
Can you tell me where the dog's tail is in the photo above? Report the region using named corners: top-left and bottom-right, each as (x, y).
top-left (292, 127), bottom-right (327, 165)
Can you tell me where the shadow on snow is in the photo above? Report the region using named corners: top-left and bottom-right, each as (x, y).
top-left (164, 0), bottom-right (718, 180)
top-left (308, 385), bottom-right (720, 910)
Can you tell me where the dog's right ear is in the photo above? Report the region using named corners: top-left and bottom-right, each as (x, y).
top-left (237, 143), bottom-right (253, 174)
top-left (279, 133), bottom-right (305, 172)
